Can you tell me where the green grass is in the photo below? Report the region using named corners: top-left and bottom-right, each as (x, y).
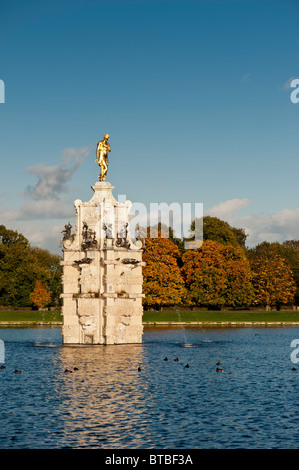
top-left (142, 310), bottom-right (299, 323)
top-left (0, 311), bottom-right (63, 322)
top-left (1, 309), bottom-right (299, 324)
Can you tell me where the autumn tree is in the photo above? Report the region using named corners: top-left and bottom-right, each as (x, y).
top-left (182, 240), bottom-right (255, 308)
top-left (30, 247), bottom-right (62, 306)
top-left (142, 226), bottom-right (187, 309)
top-left (248, 243), bottom-right (296, 309)
top-left (30, 280), bottom-right (52, 310)
top-left (269, 242), bottom-right (299, 305)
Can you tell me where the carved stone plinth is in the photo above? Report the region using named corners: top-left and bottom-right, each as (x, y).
top-left (60, 181), bottom-right (144, 344)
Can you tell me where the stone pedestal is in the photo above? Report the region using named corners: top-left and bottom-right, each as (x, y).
top-left (60, 181), bottom-right (144, 345)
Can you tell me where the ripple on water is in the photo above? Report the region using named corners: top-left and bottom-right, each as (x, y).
top-left (1, 326), bottom-right (299, 448)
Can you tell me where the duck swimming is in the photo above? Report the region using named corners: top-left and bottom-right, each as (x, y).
top-left (216, 367), bottom-right (224, 372)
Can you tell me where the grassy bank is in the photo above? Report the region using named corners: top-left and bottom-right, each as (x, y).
top-left (1, 309), bottom-right (299, 324)
top-left (0, 311), bottom-right (63, 322)
top-left (142, 310), bottom-right (299, 323)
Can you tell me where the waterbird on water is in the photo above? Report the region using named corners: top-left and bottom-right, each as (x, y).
top-left (185, 364), bottom-right (190, 368)
top-left (292, 367), bottom-right (297, 371)
top-left (14, 370), bottom-right (22, 374)
top-left (174, 358), bottom-right (179, 362)
top-left (64, 369), bottom-right (73, 373)
top-left (0, 365), bottom-right (5, 369)
top-left (216, 362), bottom-right (221, 365)
top-left (163, 357), bottom-right (168, 361)
top-left (216, 367), bottom-right (224, 372)
top-left (138, 367), bottom-right (141, 371)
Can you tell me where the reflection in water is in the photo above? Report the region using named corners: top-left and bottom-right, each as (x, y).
top-left (56, 344), bottom-right (151, 448)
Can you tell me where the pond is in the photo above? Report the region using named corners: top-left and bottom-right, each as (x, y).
top-left (0, 325), bottom-right (298, 449)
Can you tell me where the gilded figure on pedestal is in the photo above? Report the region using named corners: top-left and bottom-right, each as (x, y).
top-left (95, 134), bottom-right (111, 181)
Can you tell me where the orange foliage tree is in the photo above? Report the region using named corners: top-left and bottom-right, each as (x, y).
top-left (30, 280), bottom-right (52, 310)
top-left (248, 244), bottom-right (296, 309)
top-left (182, 240), bottom-right (255, 308)
top-left (142, 227), bottom-right (187, 308)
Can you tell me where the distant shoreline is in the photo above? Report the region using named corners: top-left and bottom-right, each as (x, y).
top-left (143, 321), bottom-right (299, 327)
top-left (1, 320), bottom-right (299, 328)
top-left (1, 308), bottom-right (299, 327)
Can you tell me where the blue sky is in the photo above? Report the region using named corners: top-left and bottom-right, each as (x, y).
top-left (1, 0), bottom-right (299, 252)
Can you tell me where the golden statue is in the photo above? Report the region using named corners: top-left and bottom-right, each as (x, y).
top-left (95, 134), bottom-right (111, 181)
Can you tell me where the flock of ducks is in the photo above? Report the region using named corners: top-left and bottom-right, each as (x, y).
top-left (0, 364), bottom-right (80, 374)
top-left (64, 367), bottom-right (79, 373)
top-left (1, 355), bottom-right (297, 375)
top-left (0, 360), bottom-right (297, 374)
top-left (137, 358), bottom-right (223, 372)
top-left (0, 365), bottom-right (21, 373)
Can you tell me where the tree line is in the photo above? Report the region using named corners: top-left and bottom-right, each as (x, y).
top-left (0, 225), bottom-right (62, 308)
top-left (0, 218), bottom-right (298, 311)
top-left (142, 217), bottom-right (299, 310)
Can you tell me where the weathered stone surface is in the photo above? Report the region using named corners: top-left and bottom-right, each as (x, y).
top-left (61, 181), bottom-right (143, 345)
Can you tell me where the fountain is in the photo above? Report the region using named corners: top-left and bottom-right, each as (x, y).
top-left (60, 134), bottom-right (144, 345)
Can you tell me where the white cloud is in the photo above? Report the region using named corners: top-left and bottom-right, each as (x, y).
top-left (26, 146), bottom-right (91, 200)
top-left (206, 198), bottom-right (299, 247)
top-left (0, 145), bottom-right (92, 253)
top-left (206, 198), bottom-right (251, 222)
top-left (22, 223), bottom-right (68, 253)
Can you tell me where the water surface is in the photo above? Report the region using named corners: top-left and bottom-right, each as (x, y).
top-left (0, 326), bottom-right (298, 449)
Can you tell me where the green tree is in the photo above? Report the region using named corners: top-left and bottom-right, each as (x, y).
top-left (30, 247), bottom-right (62, 306)
top-left (187, 216), bottom-right (247, 248)
top-left (0, 225), bottom-right (62, 307)
top-left (0, 225), bottom-right (29, 247)
top-left (283, 240), bottom-right (299, 251)
top-left (0, 240), bottom-right (37, 307)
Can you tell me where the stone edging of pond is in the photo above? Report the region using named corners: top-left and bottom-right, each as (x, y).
top-left (0, 321), bottom-right (63, 325)
top-left (143, 321), bottom-right (299, 327)
top-left (1, 321), bottom-right (299, 327)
